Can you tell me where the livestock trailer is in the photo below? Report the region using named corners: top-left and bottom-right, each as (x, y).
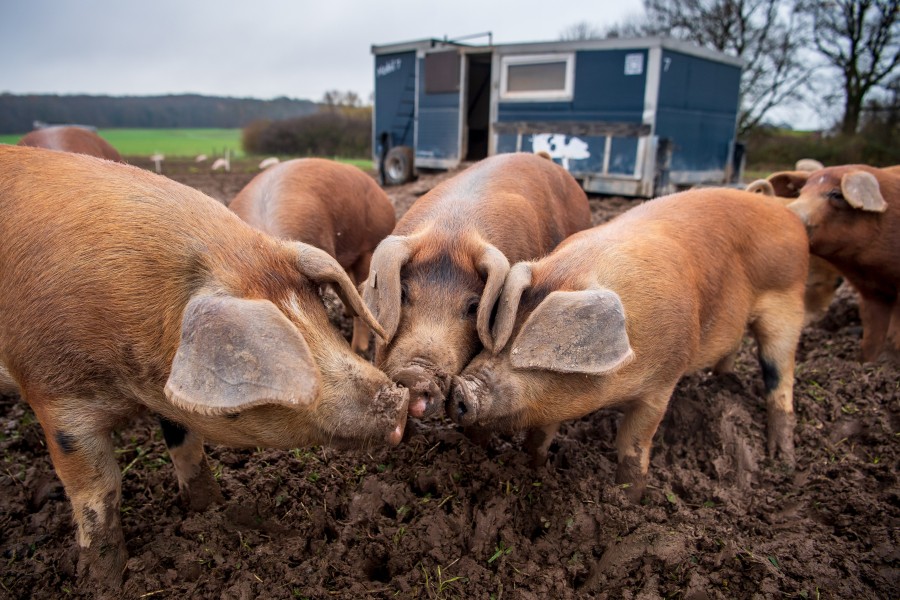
top-left (372, 36), bottom-right (744, 197)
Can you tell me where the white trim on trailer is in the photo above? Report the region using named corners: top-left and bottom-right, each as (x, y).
top-left (498, 53), bottom-right (575, 102)
top-left (458, 52), bottom-right (467, 162)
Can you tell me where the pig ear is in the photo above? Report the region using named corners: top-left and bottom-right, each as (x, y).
top-left (767, 171), bottom-right (809, 198)
top-left (510, 288), bottom-right (633, 375)
top-left (745, 179), bottom-right (775, 196)
top-left (795, 158), bottom-right (824, 172)
top-left (363, 235), bottom-right (414, 344)
top-left (841, 171), bottom-right (888, 212)
top-left (491, 262), bottom-right (533, 355)
top-left (165, 295), bottom-right (320, 415)
top-left (475, 242), bottom-right (511, 354)
top-left (294, 243), bottom-right (387, 340)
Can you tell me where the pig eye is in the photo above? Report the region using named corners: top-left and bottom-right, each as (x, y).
top-left (465, 298), bottom-right (479, 318)
top-left (827, 190), bottom-right (847, 209)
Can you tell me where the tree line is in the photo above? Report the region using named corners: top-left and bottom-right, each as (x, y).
top-left (0, 93), bottom-right (317, 134)
top-left (242, 90), bottom-right (372, 158)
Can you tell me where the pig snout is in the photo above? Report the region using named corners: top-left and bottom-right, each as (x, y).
top-left (449, 375), bottom-right (482, 427)
top-left (373, 383), bottom-right (410, 446)
top-left (393, 365), bottom-right (448, 418)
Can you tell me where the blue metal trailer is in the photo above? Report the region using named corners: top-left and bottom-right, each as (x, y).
top-left (372, 36), bottom-right (743, 197)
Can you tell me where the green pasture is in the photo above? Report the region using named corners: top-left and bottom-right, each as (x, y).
top-left (0, 128), bottom-right (374, 169)
top-left (0, 128), bottom-right (242, 157)
top-left (100, 128), bottom-right (244, 157)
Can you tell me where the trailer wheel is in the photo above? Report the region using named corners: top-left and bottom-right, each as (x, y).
top-left (383, 146), bottom-right (415, 185)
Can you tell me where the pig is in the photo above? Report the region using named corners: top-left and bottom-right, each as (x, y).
top-left (746, 171), bottom-right (844, 325)
top-left (18, 125), bottom-right (123, 162)
top-left (229, 158), bottom-right (396, 353)
top-left (786, 165), bottom-right (900, 363)
top-left (363, 152), bottom-right (592, 418)
top-left (450, 188), bottom-right (808, 501)
top-left (0, 145), bottom-right (409, 589)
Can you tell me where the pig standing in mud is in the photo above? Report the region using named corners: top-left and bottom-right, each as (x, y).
top-left (229, 158), bottom-right (397, 353)
top-left (450, 189), bottom-right (808, 501)
top-left (0, 146), bottom-right (409, 589)
top-left (785, 165), bottom-right (900, 363)
top-left (363, 153), bottom-right (592, 418)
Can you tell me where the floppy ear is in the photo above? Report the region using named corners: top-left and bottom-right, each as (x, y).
top-left (510, 288), bottom-right (633, 375)
top-left (745, 179), bottom-right (775, 196)
top-left (491, 262), bottom-right (533, 355)
top-left (841, 171), bottom-right (888, 212)
top-left (475, 242), bottom-right (510, 354)
top-left (165, 295), bottom-right (320, 415)
top-left (363, 235), bottom-right (414, 344)
top-left (294, 243), bottom-right (386, 340)
top-left (767, 171), bottom-right (809, 198)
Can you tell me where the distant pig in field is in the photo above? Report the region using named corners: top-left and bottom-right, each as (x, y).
top-left (229, 158), bottom-right (396, 352)
top-left (746, 169), bottom-right (844, 325)
top-left (363, 153), bottom-right (592, 418)
top-left (786, 165), bottom-right (900, 363)
top-left (18, 125), bottom-right (123, 162)
top-left (0, 146), bottom-right (409, 589)
top-left (450, 189), bottom-right (808, 501)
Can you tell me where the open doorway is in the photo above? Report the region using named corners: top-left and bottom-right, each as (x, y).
top-left (464, 53), bottom-right (492, 161)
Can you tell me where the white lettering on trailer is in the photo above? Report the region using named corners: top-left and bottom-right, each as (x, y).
top-left (377, 59), bottom-right (402, 77)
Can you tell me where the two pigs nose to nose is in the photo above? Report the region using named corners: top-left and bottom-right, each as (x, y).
top-left (393, 366), bottom-right (444, 418)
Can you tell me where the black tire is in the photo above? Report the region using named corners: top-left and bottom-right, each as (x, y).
top-left (383, 146), bottom-right (415, 185)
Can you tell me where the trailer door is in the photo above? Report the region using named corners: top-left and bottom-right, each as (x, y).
top-left (415, 49), bottom-right (462, 169)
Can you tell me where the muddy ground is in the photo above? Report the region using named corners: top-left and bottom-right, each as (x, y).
top-left (0, 158), bottom-right (897, 599)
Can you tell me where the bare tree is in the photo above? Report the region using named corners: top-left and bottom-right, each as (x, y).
top-left (802, 0), bottom-right (900, 134)
top-left (559, 21), bottom-right (603, 41)
top-left (610, 0), bottom-right (813, 133)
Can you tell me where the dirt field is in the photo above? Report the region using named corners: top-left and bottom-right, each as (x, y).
top-left (0, 158), bottom-right (897, 599)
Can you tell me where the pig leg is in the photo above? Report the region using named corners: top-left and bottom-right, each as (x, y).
top-left (881, 298), bottom-right (900, 363)
top-left (614, 392), bottom-right (672, 503)
top-left (349, 253), bottom-right (373, 354)
top-left (159, 417), bottom-right (223, 511)
top-left (751, 292), bottom-right (804, 465)
top-left (29, 397), bottom-right (126, 588)
top-left (523, 422), bottom-right (561, 468)
top-left (858, 295), bottom-right (891, 363)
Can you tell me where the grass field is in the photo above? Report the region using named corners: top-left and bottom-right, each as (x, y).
top-left (0, 128), bottom-right (242, 157)
top-left (0, 128), bottom-right (374, 169)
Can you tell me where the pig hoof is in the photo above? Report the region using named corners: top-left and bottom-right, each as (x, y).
top-left (767, 410), bottom-right (796, 467)
top-left (615, 457), bottom-right (647, 503)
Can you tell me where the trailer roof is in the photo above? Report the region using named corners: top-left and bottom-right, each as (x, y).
top-left (371, 36), bottom-right (743, 68)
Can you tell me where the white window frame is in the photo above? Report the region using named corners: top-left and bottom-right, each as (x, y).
top-left (499, 53), bottom-right (575, 101)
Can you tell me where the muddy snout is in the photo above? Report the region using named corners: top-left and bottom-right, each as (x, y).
top-left (393, 365), bottom-right (449, 418)
top-left (449, 375), bottom-right (481, 427)
top-left (373, 383), bottom-right (410, 446)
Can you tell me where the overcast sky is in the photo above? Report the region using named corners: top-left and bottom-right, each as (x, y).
top-left (1, 0), bottom-right (645, 101)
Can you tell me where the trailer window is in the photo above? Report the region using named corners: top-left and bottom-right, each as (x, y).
top-left (500, 54), bottom-right (574, 101)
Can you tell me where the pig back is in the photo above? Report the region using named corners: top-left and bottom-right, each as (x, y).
top-left (394, 153), bottom-right (591, 261)
top-left (18, 126), bottom-right (123, 162)
top-left (535, 188), bottom-right (808, 375)
top-left (230, 158), bottom-right (395, 269)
